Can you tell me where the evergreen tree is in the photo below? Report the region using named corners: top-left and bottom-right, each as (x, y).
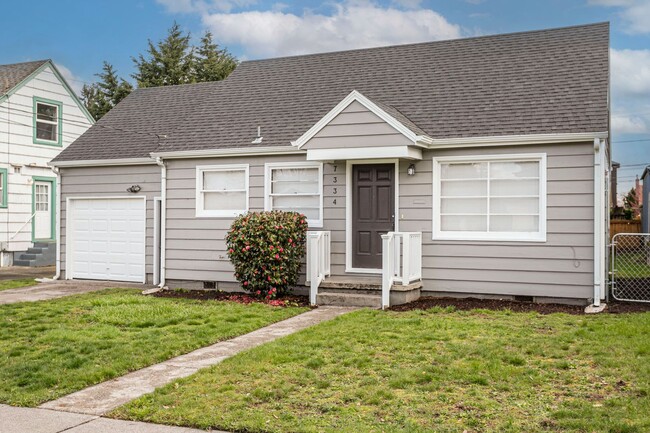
top-left (82, 62), bottom-right (133, 120)
top-left (195, 30), bottom-right (237, 82)
top-left (132, 22), bottom-right (195, 87)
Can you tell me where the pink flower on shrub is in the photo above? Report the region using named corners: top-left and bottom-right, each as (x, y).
top-left (275, 254), bottom-right (280, 260)
top-left (243, 281), bottom-right (248, 286)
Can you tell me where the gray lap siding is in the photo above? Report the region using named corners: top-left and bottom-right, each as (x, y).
top-left (165, 141), bottom-right (594, 301)
top-left (59, 165), bottom-right (161, 282)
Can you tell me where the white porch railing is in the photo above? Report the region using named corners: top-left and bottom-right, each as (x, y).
top-left (381, 232), bottom-right (423, 309)
top-left (306, 231), bottom-right (331, 305)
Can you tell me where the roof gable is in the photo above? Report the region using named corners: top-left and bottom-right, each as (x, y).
top-left (293, 90), bottom-right (431, 149)
top-left (0, 60), bottom-right (95, 124)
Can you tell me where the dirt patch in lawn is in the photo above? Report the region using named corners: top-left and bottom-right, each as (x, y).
top-left (153, 289), bottom-right (312, 307)
top-left (389, 296), bottom-right (650, 314)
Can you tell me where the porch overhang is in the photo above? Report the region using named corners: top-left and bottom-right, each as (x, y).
top-left (306, 145), bottom-right (422, 161)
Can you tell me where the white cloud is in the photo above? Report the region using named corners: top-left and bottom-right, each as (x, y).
top-left (610, 48), bottom-right (650, 134)
top-left (589, 0), bottom-right (650, 34)
top-left (611, 48), bottom-right (650, 96)
top-left (201, 2), bottom-right (461, 58)
top-left (54, 62), bottom-right (84, 96)
top-left (612, 114), bottom-right (648, 134)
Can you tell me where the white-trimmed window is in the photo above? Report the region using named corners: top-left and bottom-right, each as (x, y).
top-left (196, 164), bottom-right (249, 217)
top-left (264, 162), bottom-right (323, 227)
top-left (432, 154), bottom-right (546, 242)
top-left (33, 97), bottom-right (62, 145)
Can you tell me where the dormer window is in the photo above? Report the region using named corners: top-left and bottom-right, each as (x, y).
top-left (33, 97), bottom-right (62, 146)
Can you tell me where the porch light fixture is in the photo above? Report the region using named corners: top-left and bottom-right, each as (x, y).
top-left (126, 185), bottom-right (142, 193)
top-left (407, 163), bottom-right (416, 176)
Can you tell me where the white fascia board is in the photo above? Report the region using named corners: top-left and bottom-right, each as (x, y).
top-left (306, 146), bottom-right (422, 161)
top-left (426, 132), bottom-right (609, 149)
top-left (49, 158), bottom-right (156, 167)
top-left (150, 146), bottom-right (301, 159)
top-left (292, 90), bottom-right (430, 148)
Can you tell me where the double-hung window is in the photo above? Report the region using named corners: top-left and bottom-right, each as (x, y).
top-left (0, 168), bottom-right (7, 208)
top-left (196, 165), bottom-right (249, 217)
top-left (433, 154), bottom-right (546, 241)
top-left (265, 162), bottom-right (323, 227)
top-left (33, 97), bottom-right (62, 146)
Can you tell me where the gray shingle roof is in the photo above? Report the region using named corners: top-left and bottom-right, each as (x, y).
top-left (54, 23), bottom-right (609, 162)
top-left (0, 59), bottom-right (49, 95)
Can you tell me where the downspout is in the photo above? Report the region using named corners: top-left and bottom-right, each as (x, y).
top-left (52, 166), bottom-right (61, 280)
top-left (592, 138), bottom-right (603, 307)
top-left (156, 157), bottom-right (166, 288)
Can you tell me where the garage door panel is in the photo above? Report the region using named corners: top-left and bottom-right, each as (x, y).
top-left (69, 198), bottom-right (146, 283)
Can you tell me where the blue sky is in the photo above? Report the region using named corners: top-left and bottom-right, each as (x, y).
top-left (2, 0), bottom-right (649, 200)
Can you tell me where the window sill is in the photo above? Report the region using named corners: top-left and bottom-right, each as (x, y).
top-left (33, 139), bottom-right (62, 147)
top-left (432, 233), bottom-right (546, 243)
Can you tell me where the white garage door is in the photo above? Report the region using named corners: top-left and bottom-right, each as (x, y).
top-left (69, 197), bottom-right (146, 283)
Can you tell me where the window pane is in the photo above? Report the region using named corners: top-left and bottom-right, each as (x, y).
top-left (441, 197), bottom-right (487, 214)
top-left (490, 161), bottom-right (539, 179)
top-left (441, 180), bottom-right (487, 197)
top-left (272, 195), bottom-right (319, 209)
top-left (272, 179), bottom-right (319, 194)
top-left (441, 162), bottom-right (487, 180)
top-left (204, 191), bottom-right (246, 211)
top-left (441, 215), bottom-right (487, 231)
top-left (36, 122), bottom-right (56, 141)
top-left (272, 167), bottom-right (318, 182)
top-left (490, 215), bottom-right (539, 232)
top-left (37, 103), bottom-right (57, 122)
top-left (490, 197), bottom-right (538, 214)
top-left (203, 170), bottom-right (245, 190)
top-left (490, 179), bottom-right (539, 196)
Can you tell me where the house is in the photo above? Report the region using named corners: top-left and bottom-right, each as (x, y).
top-left (50, 23), bottom-right (610, 308)
top-left (0, 59), bottom-right (94, 267)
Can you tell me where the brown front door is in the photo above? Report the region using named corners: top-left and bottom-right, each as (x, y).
top-left (352, 164), bottom-right (395, 269)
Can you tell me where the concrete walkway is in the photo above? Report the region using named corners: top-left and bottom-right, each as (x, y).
top-left (40, 306), bottom-right (355, 416)
top-left (0, 279), bottom-right (153, 305)
top-left (0, 404), bottom-right (221, 433)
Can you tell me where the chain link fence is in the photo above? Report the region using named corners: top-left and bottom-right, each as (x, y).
top-left (611, 233), bottom-right (650, 303)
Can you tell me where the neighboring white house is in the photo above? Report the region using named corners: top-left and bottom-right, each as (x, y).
top-left (0, 59), bottom-right (94, 266)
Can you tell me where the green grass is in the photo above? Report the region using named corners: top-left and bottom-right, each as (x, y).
top-left (0, 288), bottom-right (308, 406)
top-left (0, 278), bottom-right (37, 291)
top-left (113, 308), bottom-right (650, 433)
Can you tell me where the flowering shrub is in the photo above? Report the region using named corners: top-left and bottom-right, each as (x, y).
top-left (226, 211), bottom-right (308, 299)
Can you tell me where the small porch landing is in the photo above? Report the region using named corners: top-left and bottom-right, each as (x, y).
top-left (308, 230), bottom-right (423, 309)
top-left (317, 276), bottom-right (422, 308)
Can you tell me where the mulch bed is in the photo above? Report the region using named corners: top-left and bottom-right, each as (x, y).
top-left (388, 296), bottom-right (650, 315)
top-left (152, 289), bottom-right (312, 307)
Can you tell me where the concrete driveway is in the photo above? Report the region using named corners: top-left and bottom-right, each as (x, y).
top-left (0, 266), bottom-right (56, 280)
top-left (0, 279), bottom-right (154, 305)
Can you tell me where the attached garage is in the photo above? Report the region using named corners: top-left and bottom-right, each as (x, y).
top-left (66, 197), bottom-right (146, 283)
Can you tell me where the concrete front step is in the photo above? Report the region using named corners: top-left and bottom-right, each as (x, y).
top-left (317, 292), bottom-right (382, 308)
top-left (14, 242), bottom-right (56, 267)
top-left (316, 279), bottom-right (423, 307)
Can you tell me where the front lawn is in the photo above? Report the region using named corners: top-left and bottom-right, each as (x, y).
top-left (114, 308), bottom-right (650, 433)
top-left (0, 288), bottom-right (308, 406)
top-left (0, 278), bottom-right (37, 291)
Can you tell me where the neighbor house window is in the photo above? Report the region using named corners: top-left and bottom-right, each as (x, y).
top-left (265, 162), bottom-right (323, 227)
top-left (432, 154), bottom-right (546, 242)
top-left (33, 97), bottom-right (62, 146)
top-left (0, 168), bottom-right (7, 208)
top-left (196, 164), bottom-right (249, 217)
